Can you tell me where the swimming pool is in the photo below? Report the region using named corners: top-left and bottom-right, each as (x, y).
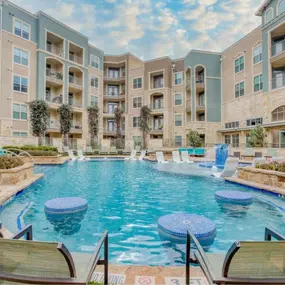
top-left (1, 160), bottom-right (285, 266)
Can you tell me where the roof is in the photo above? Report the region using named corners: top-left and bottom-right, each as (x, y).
top-left (256, 0), bottom-right (272, 16)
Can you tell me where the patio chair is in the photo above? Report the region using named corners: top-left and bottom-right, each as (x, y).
top-left (125, 150), bottom-right (137, 160)
top-left (139, 150), bottom-right (146, 160)
top-left (110, 146), bottom-right (118, 155)
top-left (0, 225), bottom-right (109, 285)
top-left (241, 148), bottom-right (254, 160)
top-left (186, 227), bottom-right (285, 285)
top-left (172, 151), bottom-right (183, 163)
top-left (156, 151), bottom-right (168, 163)
top-left (99, 145), bottom-right (109, 155)
top-left (68, 150), bottom-right (77, 161)
top-left (212, 158), bottom-right (239, 178)
top-left (265, 148), bottom-right (279, 159)
top-left (252, 157), bottom-right (267, 167)
top-left (181, 151), bottom-right (194, 163)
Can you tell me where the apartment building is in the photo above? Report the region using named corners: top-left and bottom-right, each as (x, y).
top-left (0, 0), bottom-right (285, 150)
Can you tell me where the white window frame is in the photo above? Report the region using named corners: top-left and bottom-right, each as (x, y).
top-left (253, 74), bottom-right (263, 92)
top-left (174, 93), bottom-right (183, 106)
top-left (13, 47), bottom-right (29, 67)
top-left (175, 135), bottom-right (183, 147)
top-left (132, 97), bottom-right (142, 109)
top-left (132, 116), bottom-right (141, 128)
top-left (90, 95), bottom-right (98, 107)
top-left (253, 44), bottom-right (262, 65)
top-left (234, 56), bottom-right (244, 74)
top-left (133, 77), bottom-right (143, 89)
top-left (13, 18), bottom-right (31, 41)
top-left (13, 75), bottom-right (28, 93)
top-left (13, 131), bottom-right (28, 137)
top-left (174, 114), bottom-right (183, 127)
top-left (174, 72), bottom-right (183, 86)
top-left (90, 76), bottom-right (99, 88)
top-left (235, 81), bottom-right (245, 98)
top-left (90, 54), bottom-right (100, 69)
top-left (12, 103), bottom-right (28, 121)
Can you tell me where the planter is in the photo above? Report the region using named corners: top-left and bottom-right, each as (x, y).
top-left (0, 163), bottom-right (34, 185)
top-left (238, 167), bottom-right (285, 189)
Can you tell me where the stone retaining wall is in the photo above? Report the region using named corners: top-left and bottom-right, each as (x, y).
top-left (20, 156), bottom-right (64, 164)
top-left (0, 163), bottom-right (34, 185)
top-left (238, 167), bottom-right (285, 189)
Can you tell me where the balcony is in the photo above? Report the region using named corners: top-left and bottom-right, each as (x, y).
top-left (271, 40), bottom-right (285, 67)
top-left (70, 122), bottom-right (83, 133)
top-left (103, 93), bottom-right (125, 101)
top-left (196, 104), bottom-right (205, 112)
top-left (272, 74), bottom-right (285, 89)
top-left (149, 127), bottom-right (163, 135)
top-left (68, 98), bottom-right (82, 109)
top-left (45, 92), bottom-right (63, 106)
top-left (47, 119), bottom-right (60, 132)
top-left (196, 75), bottom-right (205, 92)
top-left (103, 128), bottom-right (117, 136)
top-left (46, 32), bottom-right (64, 57)
top-left (104, 75), bottom-right (125, 83)
top-left (47, 43), bottom-right (64, 57)
top-left (46, 68), bottom-right (63, 87)
top-left (69, 42), bottom-right (84, 65)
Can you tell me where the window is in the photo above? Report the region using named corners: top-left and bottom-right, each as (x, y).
top-left (174, 72), bottom-right (183, 85)
top-left (133, 117), bottom-right (141, 127)
top-left (133, 78), bottom-right (142, 89)
top-left (265, 8), bottom-right (274, 23)
top-left (235, 82), bottom-right (244, 98)
top-left (175, 136), bottom-right (182, 147)
top-left (133, 136), bottom-right (142, 147)
top-left (90, 96), bottom-right (98, 107)
top-left (13, 132), bottom-right (28, 137)
top-left (232, 134), bottom-right (239, 147)
top-left (91, 77), bottom-right (98, 88)
top-left (153, 75), bottom-right (164, 89)
top-left (254, 75), bottom-right (263, 92)
top-left (235, 56), bottom-right (244, 73)
top-left (224, 135), bottom-right (231, 145)
top-left (13, 75), bottom-right (28, 93)
top-left (272, 106), bottom-right (285, 121)
top-left (253, 45), bottom-right (262, 64)
top-left (175, 93), bottom-right (183, 105)
top-left (14, 19), bottom-right (30, 40)
top-left (133, 97), bottom-right (142, 108)
top-left (246, 117), bottom-right (263, 126)
top-left (225, 121), bottom-right (239, 129)
top-left (90, 55), bottom-right (99, 69)
top-left (13, 104), bottom-right (27, 120)
top-left (14, 48), bottom-right (28, 66)
top-left (278, 0), bottom-right (285, 14)
top-left (175, 114), bottom-right (183, 127)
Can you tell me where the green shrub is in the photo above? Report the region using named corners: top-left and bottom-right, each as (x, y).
top-left (0, 156), bottom-right (24, 169)
top-left (256, 162), bottom-right (285, 172)
top-left (3, 145), bottom-right (58, 152)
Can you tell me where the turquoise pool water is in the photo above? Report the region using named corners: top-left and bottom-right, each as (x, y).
top-left (1, 160), bottom-right (285, 266)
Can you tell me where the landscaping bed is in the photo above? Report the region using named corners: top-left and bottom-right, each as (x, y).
top-left (238, 164), bottom-right (285, 189)
top-left (0, 156), bottom-right (34, 185)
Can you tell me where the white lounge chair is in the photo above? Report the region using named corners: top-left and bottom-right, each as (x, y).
top-left (212, 158), bottom-right (239, 178)
top-left (125, 150), bottom-right (137, 160)
top-left (77, 150), bottom-right (90, 161)
top-left (252, 157), bottom-right (266, 167)
top-left (172, 151), bottom-right (183, 163)
top-left (181, 151), bottom-right (194, 163)
top-left (156, 152), bottom-right (168, 163)
top-left (68, 150), bottom-right (77, 161)
top-left (139, 150), bottom-right (146, 161)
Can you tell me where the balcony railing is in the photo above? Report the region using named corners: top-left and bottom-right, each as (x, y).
top-left (104, 75), bottom-right (125, 81)
top-left (69, 76), bottom-right (82, 86)
top-left (48, 120), bottom-right (60, 129)
top-left (45, 92), bottom-right (63, 104)
top-left (272, 74), bottom-right (285, 89)
top-left (69, 53), bottom-right (83, 64)
top-left (71, 122), bottom-right (82, 130)
top-left (46, 43), bottom-right (64, 57)
top-left (68, 99), bottom-right (82, 108)
top-left (46, 68), bottom-right (63, 82)
top-left (271, 40), bottom-right (285, 57)
top-left (152, 102), bottom-right (164, 110)
top-left (196, 75), bottom-right (204, 83)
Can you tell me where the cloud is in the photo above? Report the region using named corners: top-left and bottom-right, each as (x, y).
top-left (8, 0), bottom-right (263, 60)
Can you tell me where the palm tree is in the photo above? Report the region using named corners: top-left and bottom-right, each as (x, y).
top-left (139, 105), bottom-right (151, 149)
top-left (87, 106), bottom-right (100, 148)
top-left (58, 104), bottom-right (72, 147)
top-left (114, 107), bottom-right (124, 148)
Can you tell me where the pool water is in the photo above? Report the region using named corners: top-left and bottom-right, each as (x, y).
top-left (1, 160), bottom-right (285, 266)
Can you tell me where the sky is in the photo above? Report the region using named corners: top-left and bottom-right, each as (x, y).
top-left (10, 0), bottom-right (264, 60)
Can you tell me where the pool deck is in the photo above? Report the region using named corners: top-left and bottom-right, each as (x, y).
top-left (0, 173), bottom-right (43, 206)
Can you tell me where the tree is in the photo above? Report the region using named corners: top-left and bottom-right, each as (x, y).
top-left (139, 105), bottom-right (151, 149)
top-left (58, 104), bottom-right (72, 146)
top-left (114, 107), bottom-right (124, 139)
top-left (187, 129), bottom-right (202, 148)
top-left (87, 106), bottom-right (100, 148)
top-left (28, 100), bottom-right (49, 146)
top-left (247, 126), bottom-right (267, 147)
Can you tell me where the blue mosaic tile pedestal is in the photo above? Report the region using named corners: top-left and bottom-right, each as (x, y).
top-left (215, 191), bottom-right (253, 206)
